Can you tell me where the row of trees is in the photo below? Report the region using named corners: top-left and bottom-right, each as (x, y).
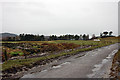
top-left (19, 34), bottom-right (45, 41)
top-left (2, 31), bottom-right (114, 41)
top-left (3, 34), bottom-right (90, 41)
top-left (49, 34), bottom-right (89, 40)
top-left (91, 31), bottom-right (114, 39)
top-left (100, 31), bottom-right (114, 38)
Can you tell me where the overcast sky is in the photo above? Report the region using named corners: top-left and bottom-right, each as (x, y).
top-left (0, 0), bottom-right (119, 36)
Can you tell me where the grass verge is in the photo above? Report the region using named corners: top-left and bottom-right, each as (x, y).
top-left (110, 48), bottom-right (120, 79)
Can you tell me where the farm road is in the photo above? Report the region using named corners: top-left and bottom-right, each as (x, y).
top-left (21, 43), bottom-right (119, 78)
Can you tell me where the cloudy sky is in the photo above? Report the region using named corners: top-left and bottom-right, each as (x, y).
top-left (0, 0), bottom-right (119, 36)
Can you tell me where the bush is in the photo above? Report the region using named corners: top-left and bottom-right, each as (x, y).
top-left (10, 51), bottom-right (24, 56)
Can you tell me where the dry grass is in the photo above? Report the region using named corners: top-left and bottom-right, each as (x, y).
top-left (110, 48), bottom-right (120, 79)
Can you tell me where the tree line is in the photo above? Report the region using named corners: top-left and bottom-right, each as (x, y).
top-left (2, 31), bottom-right (115, 41)
top-left (19, 34), bottom-right (90, 41)
top-left (3, 34), bottom-right (89, 41)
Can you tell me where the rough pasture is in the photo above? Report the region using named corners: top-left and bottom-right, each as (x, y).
top-left (1, 37), bottom-right (120, 74)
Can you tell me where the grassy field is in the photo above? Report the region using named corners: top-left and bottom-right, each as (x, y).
top-left (1, 37), bottom-right (120, 73)
top-left (2, 37), bottom-right (119, 44)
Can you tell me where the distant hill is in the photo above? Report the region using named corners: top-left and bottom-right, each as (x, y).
top-left (0, 33), bottom-right (18, 39)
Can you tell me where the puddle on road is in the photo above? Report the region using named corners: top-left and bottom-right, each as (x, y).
top-left (87, 73), bottom-right (95, 78)
top-left (40, 69), bottom-right (47, 73)
top-left (21, 74), bottom-right (34, 78)
top-left (61, 61), bottom-right (71, 65)
top-left (111, 50), bottom-right (118, 55)
top-left (87, 49), bottom-right (118, 78)
top-left (52, 61), bottom-right (71, 69)
top-left (106, 56), bottom-right (111, 59)
top-left (91, 59), bottom-right (109, 72)
top-left (102, 59), bottom-right (109, 64)
top-left (106, 50), bottom-right (118, 59)
top-left (87, 59), bottom-right (109, 78)
top-left (52, 65), bottom-right (62, 69)
top-left (92, 64), bottom-right (102, 72)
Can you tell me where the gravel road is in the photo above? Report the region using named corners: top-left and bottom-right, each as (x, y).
top-left (21, 43), bottom-right (119, 78)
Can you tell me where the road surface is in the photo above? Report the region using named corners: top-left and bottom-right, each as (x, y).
top-left (21, 43), bottom-right (119, 78)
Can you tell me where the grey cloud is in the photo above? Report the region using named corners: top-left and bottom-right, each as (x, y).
top-left (1, 0), bottom-right (118, 36)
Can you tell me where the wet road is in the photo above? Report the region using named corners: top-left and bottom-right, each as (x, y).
top-left (21, 43), bottom-right (119, 78)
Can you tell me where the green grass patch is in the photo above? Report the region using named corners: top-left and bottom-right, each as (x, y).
top-left (10, 51), bottom-right (24, 56)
